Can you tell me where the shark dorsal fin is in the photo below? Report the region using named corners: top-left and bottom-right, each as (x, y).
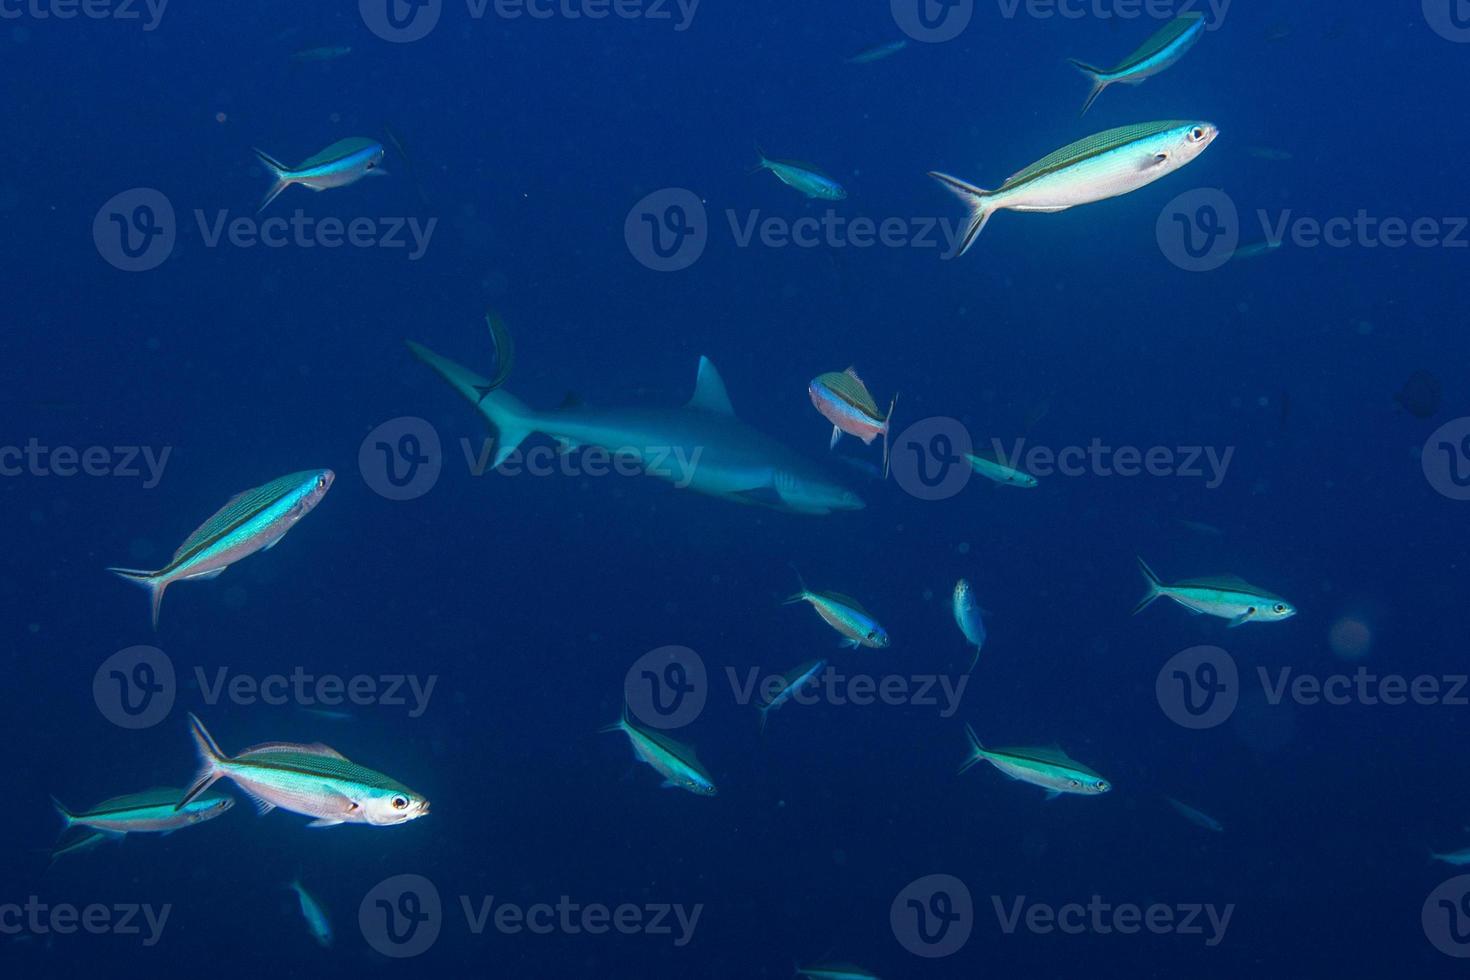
top-left (687, 356), bottom-right (735, 415)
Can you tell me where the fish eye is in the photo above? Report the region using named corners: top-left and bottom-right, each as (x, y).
top-left (317, 475), bottom-right (327, 489)
top-left (391, 795), bottom-right (409, 810)
top-left (1273, 603), bottom-right (1288, 614)
top-left (1095, 781), bottom-right (1109, 791)
top-left (1190, 126), bottom-right (1205, 141)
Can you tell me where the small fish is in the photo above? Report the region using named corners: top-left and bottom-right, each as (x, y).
top-left (1395, 370), bottom-right (1442, 419)
top-left (108, 469), bottom-right (334, 628)
top-left (53, 787), bottom-right (234, 837)
top-left (757, 658), bottom-right (827, 733)
top-left (177, 714), bottom-right (431, 827)
top-left (844, 39), bottom-right (908, 64)
top-left (960, 725), bottom-right (1111, 799)
top-left (291, 45), bottom-right (351, 62)
top-left (1134, 557), bottom-right (1296, 627)
top-left (784, 570), bottom-right (890, 649)
top-left (288, 879), bottom-right (333, 948)
top-left (797, 965), bottom-right (883, 980)
top-left (297, 708), bottom-right (353, 722)
top-left (600, 705), bottom-right (717, 796)
top-left (253, 138), bottom-right (387, 213)
top-left (952, 580), bottom-right (986, 672)
top-left (1164, 796), bottom-right (1224, 832)
top-left (1231, 240), bottom-right (1282, 261)
top-left (1069, 14), bottom-right (1206, 115)
top-left (1173, 518), bottom-right (1224, 537)
top-left (754, 148), bottom-right (847, 200)
top-left (1430, 847), bottom-right (1470, 866)
top-left (930, 120), bottom-right (1218, 256)
top-left (809, 368), bottom-right (897, 476)
top-left (1246, 146), bottom-right (1293, 161)
top-left (965, 452), bottom-right (1037, 488)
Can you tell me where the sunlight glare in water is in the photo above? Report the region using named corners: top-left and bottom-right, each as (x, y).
top-left (1329, 616), bottom-right (1373, 661)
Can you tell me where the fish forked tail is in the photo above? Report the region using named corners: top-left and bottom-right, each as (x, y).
top-left (253, 148), bottom-right (294, 214)
top-left (782, 563), bottom-right (811, 606)
top-left (958, 723), bottom-right (987, 775)
top-left (107, 566), bottom-right (166, 630)
top-left (177, 713), bottom-right (228, 811)
top-left (929, 172), bottom-right (996, 258)
top-left (597, 702), bottom-right (631, 736)
top-left (405, 338), bottom-right (538, 469)
top-left (50, 796), bottom-right (75, 832)
top-left (881, 391), bottom-right (898, 479)
top-left (1133, 556), bottom-right (1165, 615)
top-left (1067, 59), bottom-right (1112, 116)
top-left (748, 142), bottom-right (771, 175)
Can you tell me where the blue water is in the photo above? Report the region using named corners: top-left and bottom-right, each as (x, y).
top-left (4, 1), bottom-right (1470, 976)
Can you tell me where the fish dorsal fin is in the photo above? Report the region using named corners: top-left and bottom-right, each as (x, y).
top-left (687, 356), bottom-right (735, 415)
top-left (238, 741), bottom-right (348, 760)
top-left (1178, 574), bottom-right (1274, 595)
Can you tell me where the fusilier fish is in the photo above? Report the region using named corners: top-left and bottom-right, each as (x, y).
top-left (1134, 557), bottom-right (1296, 627)
top-left (1068, 13), bottom-right (1207, 115)
top-left (785, 571), bottom-right (890, 649)
top-left (288, 879), bottom-right (333, 948)
top-left (1430, 847), bottom-right (1470, 867)
top-left (1165, 796), bottom-right (1224, 832)
top-left (601, 705), bottom-right (717, 796)
top-left (797, 964), bottom-right (883, 980)
top-left (108, 469), bottom-right (334, 628)
top-left (754, 148), bottom-right (847, 200)
top-left (757, 658), bottom-right (827, 733)
top-left (844, 39), bottom-right (907, 64)
top-left (960, 725), bottom-right (1111, 799)
top-left (930, 120), bottom-right (1219, 255)
top-left (253, 137), bottom-right (387, 212)
top-left (52, 787), bottom-right (234, 837)
top-left (809, 368), bottom-right (897, 476)
top-left (952, 579), bottom-right (986, 672)
top-left (177, 714), bottom-right (431, 827)
top-left (965, 452), bottom-right (1037, 488)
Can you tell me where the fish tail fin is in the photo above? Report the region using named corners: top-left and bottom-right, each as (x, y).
top-left (1068, 59), bottom-right (1111, 116)
top-left (928, 171), bottom-right (996, 257)
top-left (106, 566), bottom-right (166, 630)
top-left (757, 704), bottom-right (771, 735)
top-left (252, 148), bottom-right (293, 213)
top-left (748, 142), bottom-right (769, 175)
top-left (881, 391), bottom-right (898, 479)
top-left (782, 562), bottom-right (810, 604)
top-left (51, 797), bottom-right (74, 831)
top-left (597, 703), bottom-right (629, 736)
top-left (968, 644), bottom-right (980, 674)
top-left (958, 723), bottom-right (986, 774)
top-left (405, 338), bottom-right (537, 468)
top-left (177, 713), bottom-right (226, 811)
top-left (1132, 556), bottom-right (1164, 615)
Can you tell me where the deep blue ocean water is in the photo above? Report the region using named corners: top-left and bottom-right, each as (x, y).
top-left (4, 1), bottom-right (1470, 977)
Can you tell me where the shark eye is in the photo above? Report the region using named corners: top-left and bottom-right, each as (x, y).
top-left (391, 795), bottom-right (409, 810)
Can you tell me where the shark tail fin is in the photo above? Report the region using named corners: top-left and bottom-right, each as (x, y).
top-left (405, 338), bottom-right (537, 468)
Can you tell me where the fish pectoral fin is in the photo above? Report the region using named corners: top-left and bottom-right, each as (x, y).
top-left (659, 780), bottom-right (679, 790)
top-left (841, 638), bottom-right (860, 649)
top-left (183, 567), bottom-right (227, 581)
top-left (1226, 612), bottom-right (1253, 628)
top-left (243, 790), bottom-right (277, 816)
top-left (306, 818), bottom-right (345, 828)
top-left (1044, 790), bottom-right (1062, 802)
top-left (829, 426), bottom-right (842, 450)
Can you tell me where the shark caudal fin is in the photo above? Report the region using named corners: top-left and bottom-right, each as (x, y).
top-left (928, 171), bottom-right (997, 257)
top-left (405, 338), bottom-right (538, 468)
top-left (1067, 59), bottom-right (1113, 116)
top-left (107, 566), bottom-right (167, 630)
top-left (1133, 556), bottom-right (1165, 615)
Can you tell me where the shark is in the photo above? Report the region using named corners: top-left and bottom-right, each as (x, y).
top-left (405, 338), bottom-right (865, 516)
